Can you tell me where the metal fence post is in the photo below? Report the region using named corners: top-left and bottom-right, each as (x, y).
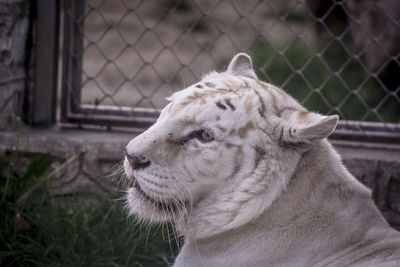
top-left (61, 0), bottom-right (85, 124)
top-left (29, 0), bottom-right (59, 127)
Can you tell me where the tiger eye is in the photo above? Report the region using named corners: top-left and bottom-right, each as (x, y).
top-left (188, 129), bottom-right (214, 143)
top-left (200, 129), bottom-right (214, 142)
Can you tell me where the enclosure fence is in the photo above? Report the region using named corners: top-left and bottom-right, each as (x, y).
top-left (58, 0), bottom-right (400, 142)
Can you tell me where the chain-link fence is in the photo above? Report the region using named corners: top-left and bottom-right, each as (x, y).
top-left (61, 0), bottom-right (400, 139)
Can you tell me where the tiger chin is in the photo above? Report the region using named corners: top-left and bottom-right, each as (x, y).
top-left (123, 53), bottom-right (400, 266)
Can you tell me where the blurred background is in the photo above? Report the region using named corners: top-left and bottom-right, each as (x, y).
top-left (78, 0), bottom-right (400, 123)
top-left (0, 0), bottom-right (399, 265)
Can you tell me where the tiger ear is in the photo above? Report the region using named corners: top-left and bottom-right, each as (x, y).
top-left (280, 112), bottom-right (338, 146)
top-left (227, 53), bottom-right (257, 79)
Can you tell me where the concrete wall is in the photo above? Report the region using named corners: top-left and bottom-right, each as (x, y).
top-left (0, 128), bottom-right (130, 197)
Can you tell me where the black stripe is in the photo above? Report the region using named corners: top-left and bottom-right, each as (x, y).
top-left (216, 101), bottom-right (227, 110)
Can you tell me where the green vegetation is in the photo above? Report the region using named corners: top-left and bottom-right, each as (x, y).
top-left (183, 18), bottom-right (209, 33)
top-left (277, 7), bottom-right (310, 24)
top-left (250, 38), bottom-right (400, 122)
top-left (161, 0), bottom-right (193, 13)
top-left (0, 129), bottom-right (178, 266)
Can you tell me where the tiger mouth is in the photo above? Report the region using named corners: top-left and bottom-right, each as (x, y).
top-left (133, 182), bottom-right (184, 213)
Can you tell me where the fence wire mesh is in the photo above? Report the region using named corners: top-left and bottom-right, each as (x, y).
top-left (62, 0), bottom-right (400, 134)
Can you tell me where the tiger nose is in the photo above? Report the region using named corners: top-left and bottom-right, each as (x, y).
top-left (125, 150), bottom-right (151, 170)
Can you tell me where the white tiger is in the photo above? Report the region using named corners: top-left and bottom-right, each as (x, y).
top-left (124, 53), bottom-right (400, 266)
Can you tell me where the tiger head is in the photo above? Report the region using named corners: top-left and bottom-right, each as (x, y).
top-left (124, 53), bottom-right (338, 239)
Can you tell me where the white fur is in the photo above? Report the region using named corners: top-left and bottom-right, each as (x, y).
top-left (124, 53), bottom-right (400, 266)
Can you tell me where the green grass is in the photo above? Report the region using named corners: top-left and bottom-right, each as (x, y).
top-left (250, 38), bottom-right (400, 123)
top-left (0, 131), bottom-right (178, 267)
top-left (1, 197), bottom-right (178, 266)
